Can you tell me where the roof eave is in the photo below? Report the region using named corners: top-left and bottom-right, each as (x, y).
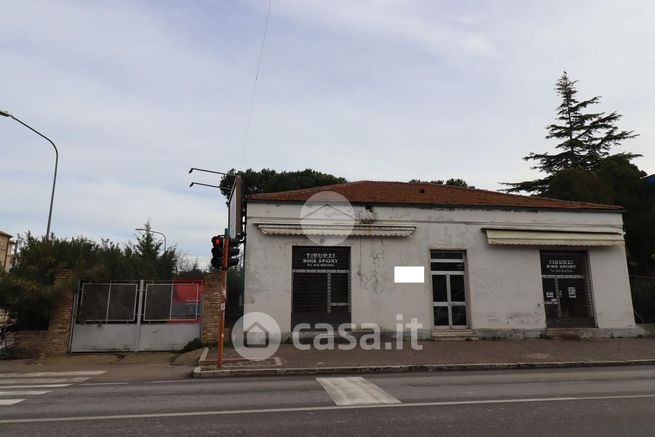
top-left (245, 198), bottom-right (623, 213)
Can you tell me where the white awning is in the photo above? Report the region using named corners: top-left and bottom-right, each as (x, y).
top-left (257, 223), bottom-right (415, 237)
top-left (484, 229), bottom-right (624, 246)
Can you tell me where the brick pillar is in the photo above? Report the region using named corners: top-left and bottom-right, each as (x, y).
top-left (202, 270), bottom-right (226, 345)
top-left (45, 269), bottom-right (75, 355)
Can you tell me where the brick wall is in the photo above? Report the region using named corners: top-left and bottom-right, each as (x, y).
top-left (45, 269), bottom-right (75, 355)
top-left (202, 270), bottom-right (226, 345)
top-left (10, 270), bottom-right (76, 357)
top-left (13, 330), bottom-right (49, 358)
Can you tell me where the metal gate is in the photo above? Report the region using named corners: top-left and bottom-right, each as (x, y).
top-left (70, 280), bottom-right (203, 352)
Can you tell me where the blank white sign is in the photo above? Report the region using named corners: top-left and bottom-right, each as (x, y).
top-left (394, 266), bottom-right (425, 283)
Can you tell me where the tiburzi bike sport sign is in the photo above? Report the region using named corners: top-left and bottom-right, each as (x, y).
top-left (540, 252), bottom-right (586, 275)
top-left (292, 246), bottom-right (350, 270)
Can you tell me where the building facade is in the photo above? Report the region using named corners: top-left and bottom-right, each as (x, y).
top-left (243, 181), bottom-right (638, 339)
top-left (0, 231), bottom-right (14, 273)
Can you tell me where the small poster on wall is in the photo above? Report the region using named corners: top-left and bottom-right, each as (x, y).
top-left (568, 286), bottom-right (577, 299)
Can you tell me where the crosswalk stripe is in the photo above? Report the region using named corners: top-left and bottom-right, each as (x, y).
top-left (0, 390), bottom-right (50, 396)
top-left (316, 377), bottom-right (401, 406)
top-left (0, 371), bottom-right (104, 406)
top-left (0, 399), bottom-right (24, 406)
top-left (0, 384), bottom-right (71, 389)
top-left (0, 377), bottom-right (90, 385)
top-left (0, 371), bottom-right (105, 378)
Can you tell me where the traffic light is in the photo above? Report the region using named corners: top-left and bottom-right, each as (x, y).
top-left (226, 238), bottom-right (241, 268)
top-left (211, 235), bottom-right (225, 269)
top-left (211, 235), bottom-right (241, 269)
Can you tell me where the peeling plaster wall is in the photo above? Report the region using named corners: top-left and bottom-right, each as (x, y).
top-left (244, 202), bottom-right (635, 336)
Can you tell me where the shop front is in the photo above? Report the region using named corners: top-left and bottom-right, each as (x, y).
top-left (244, 181), bottom-right (639, 339)
top-left (541, 251), bottom-right (594, 328)
top-left (291, 246), bottom-right (351, 327)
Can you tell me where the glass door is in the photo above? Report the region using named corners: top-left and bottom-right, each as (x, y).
top-left (540, 251), bottom-right (595, 328)
top-left (431, 251), bottom-right (468, 329)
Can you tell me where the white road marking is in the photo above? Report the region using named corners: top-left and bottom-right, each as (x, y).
top-left (0, 390), bottom-right (50, 396)
top-left (0, 371), bottom-right (102, 407)
top-left (316, 377), bottom-right (401, 406)
top-left (0, 377), bottom-right (90, 385)
top-left (0, 384), bottom-right (71, 389)
top-left (0, 399), bottom-right (24, 406)
top-left (2, 393), bottom-right (655, 423)
top-left (80, 382), bottom-right (127, 386)
top-left (150, 379), bottom-right (199, 384)
top-left (0, 371), bottom-right (106, 378)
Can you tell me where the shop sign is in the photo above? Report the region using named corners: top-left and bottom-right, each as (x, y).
top-left (540, 252), bottom-right (586, 275)
top-left (292, 246), bottom-right (350, 270)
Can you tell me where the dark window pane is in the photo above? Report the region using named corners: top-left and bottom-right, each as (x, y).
top-left (292, 273), bottom-right (328, 313)
top-left (330, 273), bottom-right (349, 304)
top-left (431, 262), bottom-right (465, 272)
top-left (330, 306), bottom-right (349, 314)
top-left (451, 305), bottom-right (467, 326)
top-left (450, 275), bottom-right (466, 302)
top-left (432, 275), bottom-right (447, 302)
top-left (430, 251), bottom-right (464, 260)
top-left (557, 278), bottom-right (589, 319)
top-left (434, 307), bottom-right (449, 326)
top-left (144, 284), bottom-right (172, 321)
top-left (79, 283), bottom-right (110, 322)
top-left (542, 278), bottom-right (558, 321)
top-left (107, 284), bottom-right (137, 321)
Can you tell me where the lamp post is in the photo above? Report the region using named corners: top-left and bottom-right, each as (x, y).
top-left (1, 109), bottom-right (59, 240)
top-left (134, 228), bottom-right (167, 252)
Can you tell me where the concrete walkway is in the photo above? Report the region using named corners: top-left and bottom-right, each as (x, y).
top-left (196, 338), bottom-right (655, 377)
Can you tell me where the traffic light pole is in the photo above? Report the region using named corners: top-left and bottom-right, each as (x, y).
top-left (217, 230), bottom-right (229, 368)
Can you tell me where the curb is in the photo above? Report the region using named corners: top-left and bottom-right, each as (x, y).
top-left (192, 358), bottom-right (655, 378)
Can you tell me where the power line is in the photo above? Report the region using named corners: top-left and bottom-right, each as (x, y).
top-left (239, 0), bottom-right (273, 167)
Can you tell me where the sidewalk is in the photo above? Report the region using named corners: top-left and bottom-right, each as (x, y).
top-left (195, 337), bottom-right (655, 377)
top-left (0, 349), bottom-right (204, 382)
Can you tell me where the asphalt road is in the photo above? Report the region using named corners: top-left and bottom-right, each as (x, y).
top-left (1, 366), bottom-right (655, 436)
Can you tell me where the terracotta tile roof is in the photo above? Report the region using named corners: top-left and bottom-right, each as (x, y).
top-left (246, 181), bottom-right (623, 211)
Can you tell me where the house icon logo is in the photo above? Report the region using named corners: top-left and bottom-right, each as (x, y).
top-left (300, 191), bottom-right (355, 246)
top-left (232, 312), bottom-right (281, 361)
top-left (244, 321), bottom-right (269, 348)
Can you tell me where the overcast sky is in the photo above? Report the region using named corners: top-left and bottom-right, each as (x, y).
top-left (1, 0), bottom-right (654, 266)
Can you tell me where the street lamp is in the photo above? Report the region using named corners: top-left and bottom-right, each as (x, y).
top-left (134, 228), bottom-right (167, 252)
top-left (1, 109), bottom-right (59, 240)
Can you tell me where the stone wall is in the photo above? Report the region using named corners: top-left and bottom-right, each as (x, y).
top-left (13, 330), bottom-right (49, 358)
top-left (11, 270), bottom-right (76, 357)
top-left (202, 270), bottom-right (226, 345)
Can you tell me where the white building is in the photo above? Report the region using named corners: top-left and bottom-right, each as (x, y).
top-left (0, 230), bottom-right (14, 273)
top-left (243, 181), bottom-right (638, 339)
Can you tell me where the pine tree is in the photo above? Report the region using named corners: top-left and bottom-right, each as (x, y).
top-left (130, 220), bottom-right (178, 278)
top-left (133, 220), bottom-right (162, 262)
top-left (505, 72), bottom-right (638, 194)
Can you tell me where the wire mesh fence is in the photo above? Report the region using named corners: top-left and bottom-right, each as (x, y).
top-left (77, 281), bottom-right (201, 324)
top-left (0, 322), bottom-right (16, 353)
top-left (78, 282), bottom-right (139, 323)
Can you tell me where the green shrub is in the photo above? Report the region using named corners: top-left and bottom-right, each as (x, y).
top-left (181, 337), bottom-right (203, 353)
